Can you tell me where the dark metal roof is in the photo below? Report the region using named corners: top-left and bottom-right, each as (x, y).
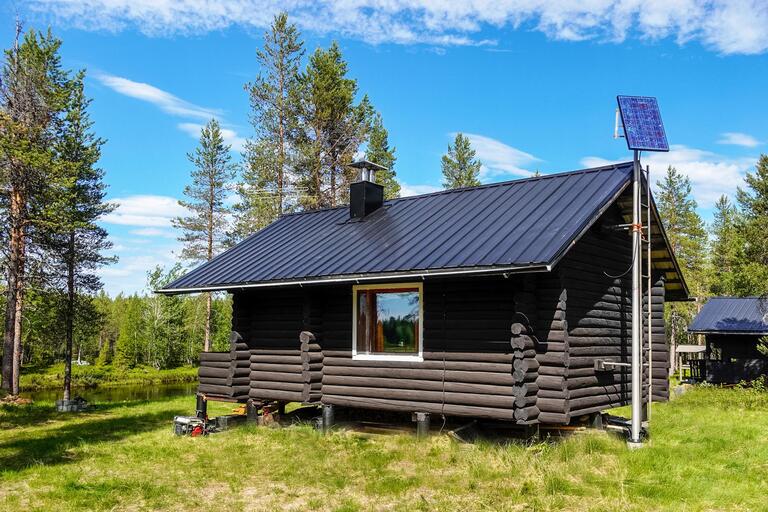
top-left (688, 297), bottom-right (768, 334)
top-left (161, 162), bottom-right (687, 297)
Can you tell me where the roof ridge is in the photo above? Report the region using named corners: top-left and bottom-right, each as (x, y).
top-left (277, 161), bottom-right (634, 219)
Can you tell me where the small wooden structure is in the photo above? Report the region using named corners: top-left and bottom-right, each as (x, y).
top-left (162, 163), bottom-right (688, 425)
top-left (688, 297), bottom-right (768, 384)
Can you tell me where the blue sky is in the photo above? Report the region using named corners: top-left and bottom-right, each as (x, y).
top-left (3, 1), bottom-right (767, 295)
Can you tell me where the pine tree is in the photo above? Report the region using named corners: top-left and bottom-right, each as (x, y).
top-left (231, 12), bottom-right (304, 242)
top-left (441, 133), bottom-right (481, 189)
top-left (172, 119), bottom-right (235, 352)
top-left (365, 112), bottom-right (400, 199)
top-left (0, 25), bottom-right (70, 395)
top-left (656, 166), bottom-right (708, 367)
top-left (708, 195), bottom-right (741, 296)
top-left (46, 71), bottom-right (115, 400)
top-left (295, 42), bottom-right (372, 209)
top-left (735, 154), bottom-right (768, 296)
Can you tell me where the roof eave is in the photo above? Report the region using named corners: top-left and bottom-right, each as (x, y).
top-left (157, 262), bottom-right (552, 295)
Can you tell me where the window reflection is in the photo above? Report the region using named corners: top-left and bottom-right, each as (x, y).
top-left (356, 287), bottom-right (420, 354)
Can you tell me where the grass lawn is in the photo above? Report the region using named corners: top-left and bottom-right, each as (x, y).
top-left (1, 386), bottom-right (766, 511)
top-left (19, 364), bottom-right (198, 391)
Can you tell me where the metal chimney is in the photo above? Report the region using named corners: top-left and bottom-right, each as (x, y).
top-left (348, 160), bottom-right (386, 219)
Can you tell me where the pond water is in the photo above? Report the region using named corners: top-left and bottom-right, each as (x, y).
top-left (19, 382), bottom-right (198, 403)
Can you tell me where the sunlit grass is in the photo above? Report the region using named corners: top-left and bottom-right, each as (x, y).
top-left (1, 386), bottom-right (766, 511)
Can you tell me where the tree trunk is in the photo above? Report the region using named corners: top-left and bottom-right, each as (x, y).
top-left (63, 233), bottom-right (75, 401)
top-left (11, 284), bottom-right (24, 395)
top-left (2, 189), bottom-right (23, 395)
top-left (204, 292), bottom-right (212, 352)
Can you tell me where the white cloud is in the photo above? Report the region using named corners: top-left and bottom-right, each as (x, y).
top-left (459, 133), bottom-right (540, 181)
top-left (25, 0), bottom-right (768, 54)
top-left (582, 144), bottom-right (757, 210)
top-left (718, 131), bottom-right (762, 148)
top-left (130, 227), bottom-right (176, 238)
top-left (178, 122), bottom-right (247, 152)
top-left (400, 183), bottom-right (442, 197)
top-left (95, 73), bottom-right (220, 120)
top-left (103, 195), bottom-right (187, 228)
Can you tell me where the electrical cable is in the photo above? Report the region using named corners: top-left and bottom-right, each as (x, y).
top-left (439, 291), bottom-right (447, 434)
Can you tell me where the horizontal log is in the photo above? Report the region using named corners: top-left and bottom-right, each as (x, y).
top-left (231, 350), bottom-right (251, 361)
top-left (198, 367), bottom-right (231, 379)
top-left (567, 374), bottom-right (631, 389)
top-left (512, 349), bottom-right (537, 359)
top-left (423, 352), bottom-right (515, 363)
top-left (300, 342), bottom-right (322, 352)
top-left (536, 397), bottom-right (568, 413)
top-left (250, 349), bottom-right (301, 357)
top-left (322, 375), bottom-right (513, 395)
top-left (513, 358), bottom-right (539, 372)
top-left (537, 411), bottom-right (569, 424)
top-left (250, 381), bottom-right (305, 392)
top-left (510, 336), bottom-right (536, 350)
top-left (250, 371), bottom-right (304, 383)
top-left (322, 366), bottom-right (516, 385)
top-left (514, 395), bottom-right (537, 407)
top-left (198, 384), bottom-right (250, 396)
top-left (513, 406), bottom-right (539, 421)
top-left (512, 370), bottom-right (538, 383)
top-left (199, 376), bottom-right (227, 386)
top-left (227, 376), bottom-right (251, 386)
top-left (248, 389), bottom-right (304, 402)
top-left (199, 352), bottom-right (231, 363)
top-left (321, 395), bottom-right (516, 420)
top-left (537, 389), bottom-right (568, 399)
top-left (322, 357), bottom-right (512, 373)
top-left (568, 384), bottom-right (630, 399)
top-left (302, 370), bottom-right (323, 383)
top-left (535, 353), bottom-right (567, 366)
top-left (199, 361), bottom-right (231, 369)
top-left (300, 352), bottom-right (324, 364)
top-left (250, 363), bottom-right (303, 373)
top-left (536, 375), bottom-right (567, 391)
top-left (511, 383), bottom-right (538, 397)
top-left (251, 355), bottom-right (303, 365)
top-left (321, 385), bottom-right (516, 409)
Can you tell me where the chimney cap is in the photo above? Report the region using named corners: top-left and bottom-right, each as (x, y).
top-left (349, 159), bottom-right (387, 171)
top-left (349, 159), bottom-right (387, 184)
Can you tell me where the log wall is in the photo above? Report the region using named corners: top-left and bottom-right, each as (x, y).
top-left (197, 333), bottom-right (251, 399)
top-left (218, 204), bottom-right (670, 421)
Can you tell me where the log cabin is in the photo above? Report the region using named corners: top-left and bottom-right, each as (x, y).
top-left (688, 297), bottom-right (768, 384)
top-left (160, 161), bottom-right (688, 425)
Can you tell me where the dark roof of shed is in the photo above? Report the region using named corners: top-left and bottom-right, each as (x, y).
top-left (161, 162), bottom-right (688, 298)
top-left (688, 297), bottom-right (768, 334)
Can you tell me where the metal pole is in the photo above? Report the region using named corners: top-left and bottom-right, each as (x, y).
top-left (646, 165), bottom-right (653, 421)
top-left (629, 150), bottom-right (644, 448)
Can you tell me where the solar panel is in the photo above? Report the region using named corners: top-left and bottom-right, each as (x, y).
top-left (617, 95), bottom-right (669, 152)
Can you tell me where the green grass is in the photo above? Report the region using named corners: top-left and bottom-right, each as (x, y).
top-left (20, 364), bottom-right (198, 391)
top-left (1, 386), bottom-right (767, 511)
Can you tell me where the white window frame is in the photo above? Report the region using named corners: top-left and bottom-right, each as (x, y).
top-left (351, 282), bottom-right (424, 362)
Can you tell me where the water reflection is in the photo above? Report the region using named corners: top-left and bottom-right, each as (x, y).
top-left (20, 382), bottom-right (197, 403)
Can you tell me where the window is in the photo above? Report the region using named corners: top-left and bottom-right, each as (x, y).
top-left (352, 283), bottom-right (423, 361)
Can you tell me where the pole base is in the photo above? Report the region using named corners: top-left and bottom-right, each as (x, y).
top-left (626, 439), bottom-right (644, 450)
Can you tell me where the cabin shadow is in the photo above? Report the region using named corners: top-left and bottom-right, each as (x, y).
top-left (0, 407), bottom-right (186, 472)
